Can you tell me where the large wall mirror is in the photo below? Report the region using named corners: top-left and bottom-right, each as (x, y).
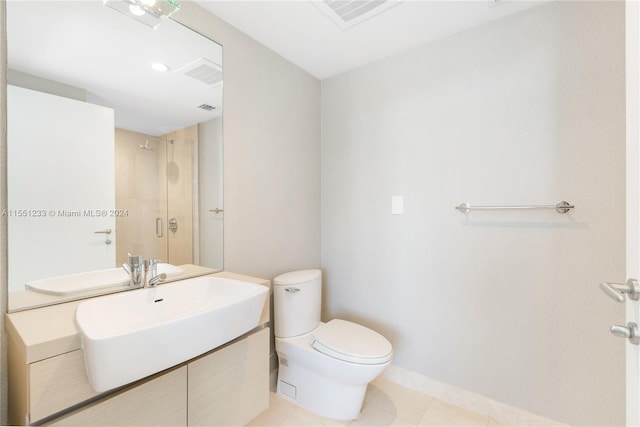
top-left (7, 1), bottom-right (223, 311)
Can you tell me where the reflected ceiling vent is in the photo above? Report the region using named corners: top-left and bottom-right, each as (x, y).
top-left (176, 58), bottom-right (222, 86)
top-left (197, 104), bottom-right (216, 111)
top-left (311, 0), bottom-right (403, 30)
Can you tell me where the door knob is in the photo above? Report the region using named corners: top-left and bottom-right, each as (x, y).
top-left (610, 322), bottom-right (640, 345)
top-left (599, 279), bottom-right (640, 302)
top-left (94, 228), bottom-right (112, 245)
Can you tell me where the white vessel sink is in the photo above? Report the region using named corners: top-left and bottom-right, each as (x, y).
top-left (25, 263), bottom-right (183, 296)
top-left (76, 276), bottom-right (268, 392)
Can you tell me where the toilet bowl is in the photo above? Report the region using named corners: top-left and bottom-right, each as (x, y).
top-left (274, 269), bottom-right (393, 420)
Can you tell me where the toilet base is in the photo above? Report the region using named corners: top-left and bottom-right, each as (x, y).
top-left (277, 362), bottom-right (367, 420)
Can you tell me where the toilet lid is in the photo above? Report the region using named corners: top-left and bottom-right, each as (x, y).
top-left (273, 269), bottom-right (321, 286)
top-left (311, 319), bottom-right (393, 365)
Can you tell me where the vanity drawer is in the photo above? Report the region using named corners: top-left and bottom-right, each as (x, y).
top-left (188, 327), bottom-right (269, 426)
top-left (45, 366), bottom-right (187, 426)
top-left (30, 349), bottom-right (100, 423)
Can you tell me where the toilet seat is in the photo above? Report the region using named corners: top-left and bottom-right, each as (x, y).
top-left (310, 319), bottom-right (393, 365)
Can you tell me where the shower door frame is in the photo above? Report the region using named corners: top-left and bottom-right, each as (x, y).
top-left (626, 1), bottom-right (640, 424)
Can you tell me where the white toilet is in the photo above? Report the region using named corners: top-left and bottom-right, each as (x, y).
top-left (274, 269), bottom-right (393, 420)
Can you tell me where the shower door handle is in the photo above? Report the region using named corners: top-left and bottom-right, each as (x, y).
top-left (156, 218), bottom-right (163, 237)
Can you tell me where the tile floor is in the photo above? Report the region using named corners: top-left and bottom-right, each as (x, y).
top-left (247, 377), bottom-right (509, 427)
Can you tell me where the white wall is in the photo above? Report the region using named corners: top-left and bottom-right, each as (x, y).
top-left (321, 2), bottom-right (625, 425)
top-left (175, 1), bottom-right (321, 280)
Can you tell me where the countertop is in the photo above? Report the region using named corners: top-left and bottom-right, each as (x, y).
top-left (8, 264), bottom-right (218, 313)
top-left (6, 271), bottom-right (271, 364)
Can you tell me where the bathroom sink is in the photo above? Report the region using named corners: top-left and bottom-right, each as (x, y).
top-left (76, 276), bottom-right (268, 392)
top-left (25, 263), bottom-right (183, 296)
top-left (25, 268), bottom-right (130, 295)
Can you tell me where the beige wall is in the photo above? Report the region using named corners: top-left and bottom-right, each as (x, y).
top-left (321, 2), bottom-right (625, 425)
top-left (174, 2), bottom-right (321, 280)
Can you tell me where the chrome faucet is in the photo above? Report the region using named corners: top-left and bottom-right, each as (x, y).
top-left (144, 259), bottom-right (167, 288)
top-left (122, 254), bottom-right (143, 287)
top-left (123, 255), bottom-right (166, 288)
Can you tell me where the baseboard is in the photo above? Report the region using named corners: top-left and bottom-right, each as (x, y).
top-left (381, 364), bottom-right (568, 427)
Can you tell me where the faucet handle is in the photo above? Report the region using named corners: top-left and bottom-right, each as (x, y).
top-left (125, 254), bottom-right (143, 287)
top-left (143, 259), bottom-right (159, 268)
top-left (128, 253), bottom-right (142, 268)
top-left (144, 258), bottom-right (159, 276)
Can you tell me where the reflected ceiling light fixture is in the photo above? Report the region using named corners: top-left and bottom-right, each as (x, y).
top-left (103, 0), bottom-right (181, 29)
top-left (152, 62), bottom-right (171, 72)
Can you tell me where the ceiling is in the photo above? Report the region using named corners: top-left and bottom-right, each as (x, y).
top-left (194, 0), bottom-right (548, 80)
top-left (5, 0), bottom-right (547, 135)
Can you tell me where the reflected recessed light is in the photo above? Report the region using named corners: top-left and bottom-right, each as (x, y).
top-left (152, 63), bottom-right (170, 72)
top-left (140, 0), bottom-right (156, 6)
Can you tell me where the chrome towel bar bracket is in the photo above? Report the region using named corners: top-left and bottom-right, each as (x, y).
top-left (455, 201), bottom-right (574, 214)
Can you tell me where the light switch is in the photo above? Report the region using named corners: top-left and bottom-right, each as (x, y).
top-left (392, 196), bottom-right (404, 215)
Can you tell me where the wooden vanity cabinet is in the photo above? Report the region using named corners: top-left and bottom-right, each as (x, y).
top-left (7, 272), bottom-right (272, 426)
top-left (42, 328), bottom-right (269, 426)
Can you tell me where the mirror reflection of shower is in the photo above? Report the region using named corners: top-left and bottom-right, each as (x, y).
top-left (114, 117), bottom-right (222, 273)
top-left (115, 128), bottom-right (197, 267)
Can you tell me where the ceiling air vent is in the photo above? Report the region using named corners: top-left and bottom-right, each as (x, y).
top-left (176, 57), bottom-right (222, 86)
top-left (197, 104), bottom-right (216, 111)
top-left (312, 0), bottom-right (402, 30)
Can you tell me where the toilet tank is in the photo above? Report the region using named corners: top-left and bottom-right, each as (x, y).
top-left (273, 269), bottom-right (322, 338)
